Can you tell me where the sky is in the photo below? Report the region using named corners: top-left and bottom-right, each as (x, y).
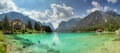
top-left (0, 0), bottom-right (120, 29)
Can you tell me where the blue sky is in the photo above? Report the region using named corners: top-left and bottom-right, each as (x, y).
top-left (0, 0), bottom-right (120, 29)
top-left (13, 0), bottom-right (120, 16)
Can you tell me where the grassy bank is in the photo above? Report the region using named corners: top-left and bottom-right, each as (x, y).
top-left (0, 31), bottom-right (6, 53)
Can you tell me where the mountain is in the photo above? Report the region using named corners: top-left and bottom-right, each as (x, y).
top-left (74, 10), bottom-right (120, 31)
top-left (0, 11), bottom-right (53, 32)
top-left (56, 10), bottom-right (120, 32)
top-left (42, 22), bottom-right (54, 31)
top-left (105, 10), bottom-right (120, 17)
top-left (76, 10), bottom-right (106, 27)
top-left (0, 12), bottom-right (36, 26)
top-left (55, 18), bottom-right (81, 32)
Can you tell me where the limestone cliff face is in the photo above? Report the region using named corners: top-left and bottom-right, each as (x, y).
top-left (55, 18), bottom-right (81, 32)
top-left (55, 10), bottom-right (120, 32)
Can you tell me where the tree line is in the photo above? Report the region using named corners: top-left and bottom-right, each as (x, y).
top-left (77, 17), bottom-right (120, 32)
top-left (0, 15), bottom-right (52, 34)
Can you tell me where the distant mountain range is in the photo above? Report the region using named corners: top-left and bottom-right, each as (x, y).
top-left (55, 10), bottom-right (120, 32)
top-left (55, 18), bottom-right (81, 32)
top-left (0, 12), bottom-right (36, 26)
top-left (105, 10), bottom-right (120, 17)
top-left (0, 12), bottom-right (54, 30)
top-left (0, 10), bottom-right (120, 32)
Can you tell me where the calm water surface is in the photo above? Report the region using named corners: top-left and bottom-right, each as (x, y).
top-left (9, 32), bottom-right (116, 53)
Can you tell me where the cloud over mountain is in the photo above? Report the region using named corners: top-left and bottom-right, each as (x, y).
top-left (24, 4), bottom-right (75, 29)
top-left (51, 4), bottom-right (74, 19)
top-left (0, 0), bottom-right (119, 29)
top-left (0, 0), bottom-right (17, 14)
top-left (87, 1), bottom-right (102, 13)
top-left (107, 0), bottom-right (118, 3)
top-left (87, 1), bottom-right (118, 13)
top-left (0, 0), bottom-right (75, 29)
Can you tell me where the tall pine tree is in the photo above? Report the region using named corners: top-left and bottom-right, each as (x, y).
top-left (0, 21), bottom-right (3, 30)
top-left (26, 20), bottom-right (32, 30)
top-left (34, 22), bottom-right (41, 31)
top-left (2, 15), bottom-right (10, 30)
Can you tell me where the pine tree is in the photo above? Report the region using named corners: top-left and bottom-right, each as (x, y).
top-left (27, 20), bottom-right (32, 30)
top-left (0, 21), bottom-right (3, 30)
top-left (34, 22), bottom-right (41, 31)
top-left (41, 25), bottom-right (52, 32)
top-left (2, 15), bottom-right (10, 30)
top-left (34, 22), bottom-right (37, 31)
top-left (44, 26), bottom-right (52, 32)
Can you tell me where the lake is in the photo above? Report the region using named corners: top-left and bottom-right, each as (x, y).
top-left (6, 32), bottom-right (116, 53)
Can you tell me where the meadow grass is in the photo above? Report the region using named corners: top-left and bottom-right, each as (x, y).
top-left (0, 31), bottom-right (6, 53)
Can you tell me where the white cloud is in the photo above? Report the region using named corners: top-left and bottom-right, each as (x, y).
top-left (51, 4), bottom-right (74, 18)
top-left (92, 1), bottom-right (101, 8)
top-left (113, 8), bottom-right (117, 12)
top-left (86, 1), bottom-right (117, 13)
top-left (84, 0), bottom-right (87, 2)
top-left (0, 0), bottom-right (17, 14)
top-left (103, 6), bottom-right (110, 11)
top-left (0, 0), bottom-right (75, 29)
top-left (103, 6), bottom-right (117, 12)
top-left (87, 1), bottom-right (102, 13)
top-left (25, 4), bottom-right (75, 29)
top-left (87, 8), bottom-right (100, 13)
top-left (107, 0), bottom-right (118, 3)
top-left (80, 14), bottom-right (86, 18)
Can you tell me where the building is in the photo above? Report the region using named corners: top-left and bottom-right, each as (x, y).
top-left (12, 19), bottom-right (25, 30)
top-left (115, 30), bottom-right (120, 36)
top-left (96, 29), bottom-right (103, 34)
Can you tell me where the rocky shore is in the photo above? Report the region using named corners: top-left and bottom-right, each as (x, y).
top-left (85, 33), bottom-right (120, 53)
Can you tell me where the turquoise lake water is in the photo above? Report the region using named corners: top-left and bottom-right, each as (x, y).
top-left (10, 32), bottom-right (116, 53)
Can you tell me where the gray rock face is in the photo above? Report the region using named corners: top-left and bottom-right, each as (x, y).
top-left (105, 10), bottom-right (120, 17)
top-left (56, 10), bottom-right (120, 32)
top-left (75, 10), bottom-right (120, 31)
top-left (55, 18), bottom-right (81, 32)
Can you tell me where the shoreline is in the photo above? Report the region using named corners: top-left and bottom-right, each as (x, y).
top-left (0, 33), bottom-right (6, 53)
top-left (86, 40), bottom-right (120, 53)
top-left (85, 33), bottom-right (120, 53)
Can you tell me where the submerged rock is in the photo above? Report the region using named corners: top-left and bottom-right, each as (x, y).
top-left (13, 36), bottom-right (34, 46)
top-left (47, 49), bottom-right (60, 53)
top-left (38, 41), bottom-right (40, 43)
top-left (23, 45), bottom-right (26, 48)
top-left (52, 42), bottom-right (56, 46)
top-left (113, 38), bottom-right (120, 41)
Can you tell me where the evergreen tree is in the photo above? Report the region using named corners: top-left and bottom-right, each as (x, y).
top-left (26, 20), bottom-right (32, 29)
top-left (34, 22), bottom-right (41, 31)
top-left (41, 25), bottom-right (52, 32)
top-left (2, 15), bottom-right (10, 30)
top-left (0, 21), bottom-right (3, 30)
top-left (44, 26), bottom-right (52, 32)
top-left (34, 22), bottom-right (37, 31)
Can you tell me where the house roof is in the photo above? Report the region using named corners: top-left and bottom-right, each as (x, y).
top-left (12, 19), bottom-right (21, 22)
